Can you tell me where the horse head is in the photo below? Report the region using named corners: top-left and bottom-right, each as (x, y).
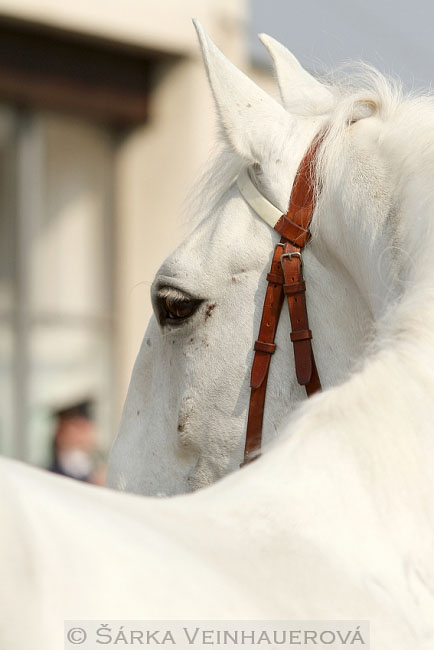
top-left (107, 23), bottom-right (423, 496)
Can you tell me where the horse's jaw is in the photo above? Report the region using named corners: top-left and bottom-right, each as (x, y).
top-left (106, 319), bottom-right (197, 496)
top-left (105, 326), bottom-right (246, 497)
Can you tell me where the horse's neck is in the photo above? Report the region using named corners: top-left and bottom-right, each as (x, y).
top-left (286, 150), bottom-right (434, 458)
top-left (264, 147), bottom-right (434, 442)
top-left (303, 246), bottom-right (374, 384)
top-left (254, 181), bottom-right (434, 615)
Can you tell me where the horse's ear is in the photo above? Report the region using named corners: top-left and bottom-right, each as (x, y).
top-left (258, 34), bottom-right (333, 114)
top-left (193, 20), bottom-right (292, 163)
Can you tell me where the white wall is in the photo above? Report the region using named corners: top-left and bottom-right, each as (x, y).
top-left (0, 0), bottom-right (250, 429)
top-left (0, 0), bottom-right (246, 57)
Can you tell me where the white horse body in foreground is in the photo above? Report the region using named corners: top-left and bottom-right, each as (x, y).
top-left (2, 22), bottom-right (434, 650)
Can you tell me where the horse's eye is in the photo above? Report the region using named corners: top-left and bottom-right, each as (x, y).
top-left (164, 296), bottom-right (198, 320)
top-left (155, 288), bottom-right (202, 325)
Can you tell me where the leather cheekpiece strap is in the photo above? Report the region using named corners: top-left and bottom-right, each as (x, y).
top-left (281, 244), bottom-right (314, 386)
top-left (242, 133), bottom-right (324, 467)
top-left (243, 242), bottom-right (286, 465)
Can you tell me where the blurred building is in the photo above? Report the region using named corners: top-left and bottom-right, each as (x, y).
top-left (0, 0), bottom-right (250, 465)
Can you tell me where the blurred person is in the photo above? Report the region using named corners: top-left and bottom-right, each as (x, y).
top-left (48, 400), bottom-right (105, 485)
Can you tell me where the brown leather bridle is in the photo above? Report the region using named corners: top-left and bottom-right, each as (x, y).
top-left (241, 133), bottom-right (323, 466)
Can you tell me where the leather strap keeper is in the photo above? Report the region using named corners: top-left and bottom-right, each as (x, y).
top-left (266, 272), bottom-right (284, 284)
top-left (284, 281), bottom-right (306, 295)
top-left (274, 215), bottom-right (310, 246)
top-left (290, 329), bottom-right (312, 342)
top-left (254, 340), bottom-right (276, 354)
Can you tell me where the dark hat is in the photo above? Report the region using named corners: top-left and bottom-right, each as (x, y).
top-left (53, 399), bottom-right (94, 421)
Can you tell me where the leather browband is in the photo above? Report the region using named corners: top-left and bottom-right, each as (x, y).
top-left (239, 133), bottom-right (323, 467)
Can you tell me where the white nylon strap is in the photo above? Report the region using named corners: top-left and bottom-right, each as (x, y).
top-left (236, 167), bottom-right (283, 229)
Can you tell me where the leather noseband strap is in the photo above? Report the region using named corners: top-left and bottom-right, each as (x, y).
top-left (239, 133), bottom-right (323, 466)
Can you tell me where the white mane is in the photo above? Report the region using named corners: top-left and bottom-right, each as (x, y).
top-left (190, 65), bottom-right (405, 229)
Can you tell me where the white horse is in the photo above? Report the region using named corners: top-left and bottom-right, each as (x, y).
top-left (1, 22), bottom-right (434, 650)
top-left (106, 24), bottom-right (433, 497)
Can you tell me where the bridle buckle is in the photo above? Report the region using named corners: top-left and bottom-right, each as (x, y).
top-left (280, 250), bottom-right (303, 270)
top-left (280, 251), bottom-right (301, 262)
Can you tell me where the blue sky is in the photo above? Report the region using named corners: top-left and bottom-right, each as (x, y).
top-left (249, 0), bottom-right (434, 90)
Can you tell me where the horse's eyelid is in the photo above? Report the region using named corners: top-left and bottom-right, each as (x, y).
top-left (155, 288), bottom-right (194, 301)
